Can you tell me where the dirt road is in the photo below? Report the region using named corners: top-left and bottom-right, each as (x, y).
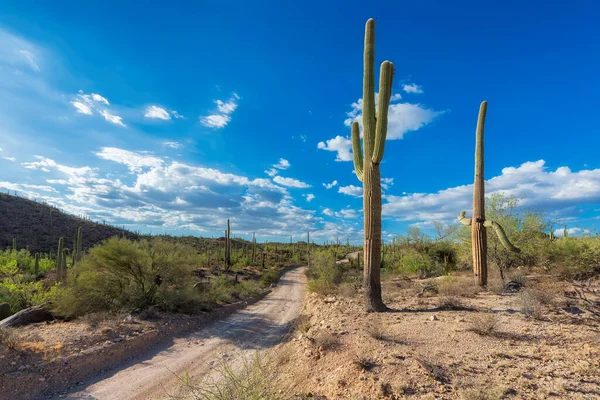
top-left (62, 267), bottom-right (306, 400)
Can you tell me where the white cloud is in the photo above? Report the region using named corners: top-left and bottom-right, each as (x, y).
top-left (71, 101), bottom-right (93, 115)
top-left (300, 135), bottom-right (307, 142)
top-left (171, 111), bottom-right (184, 119)
top-left (91, 93), bottom-right (109, 105)
top-left (338, 184), bottom-right (363, 197)
top-left (402, 83), bottom-right (423, 94)
top-left (344, 95), bottom-right (444, 140)
top-left (22, 156), bottom-right (93, 179)
top-left (323, 180), bottom-right (338, 189)
top-left (274, 158), bottom-right (290, 170)
top-left (3, 157), bottom-right (16, 162)
top-left (381, 177), bottom-right (394, 190)
top-left (96, 147), bottom-right (164, 172)
top-left (265, 158), bottom-right (291, 177)
top-left (163, 141), bottom-right (182, 149)
top-left (273, 176), bottom-right (311, 188)
top-left (70, 91), bottom-right (124, 125)
top-left (19, 49), bottom-right (39, 72)
top-left (99, 110), bottom-right (125, 126)
top-left (317, 136), bottom-right (353, 162)
top-left (145, 105), bottom-right (170, 120)
top-left (322, 207), bottom-right (360, 219)
top-left (200, 93), bottom-right (239, 129)
top-left (265, 168), bottom-right (278, 177)
top-left (200, 114), bottom-right (230, 128)
top-left (305, 194), bottom-right (315, 202)
top-left (383, 160), bottom-right (600, 224)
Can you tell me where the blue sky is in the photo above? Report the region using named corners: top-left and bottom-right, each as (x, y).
top-left (1, 1), bottom-right (599, 242)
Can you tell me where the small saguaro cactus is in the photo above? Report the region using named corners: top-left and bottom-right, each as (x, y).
top-left (224, 220), bottom-right (231, 269)
top-left (76, 226), bottom-right (83, 262)
top-left (12, 238), bottom-right (16, 251)
top-left (34, 253), bottom-right (40, 275)
top-left (458, 101), bottom-right (521, 287)
top-left (56, 237), bottom-right (64, 282)
top-left (252, 232), bottom-right (256, 264)
top-left (563, 224), bottom-right (568, 238)
top-left (307, 231), bottom-right (310, 267)
top-left (351, 18), bottom-right (394, 312)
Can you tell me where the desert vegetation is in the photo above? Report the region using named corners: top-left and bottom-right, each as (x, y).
top-left (1, 13), bottom-right (599, 400)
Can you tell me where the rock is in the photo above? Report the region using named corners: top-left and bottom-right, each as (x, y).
top-left (324, 296), bottom-right (337, 304)
top-left (123, 315), bottom-right (133, 323)
top-left (0, 305), bottom-right (54, 328)
top-left (430, 315), bottom-right (439, 321)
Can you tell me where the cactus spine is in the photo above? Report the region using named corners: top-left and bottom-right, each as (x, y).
top-left (350, 18), bottom-right (394, 312)
top-left (457, 101), bottom-right (520, 287)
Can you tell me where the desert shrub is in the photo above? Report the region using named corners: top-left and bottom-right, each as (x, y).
top-left (295, 315), bottom-right (311, 333)
top-left (520, 288), bottom-right (553, 319)
top-left (51, 237), bottom-right (200, 317)
top-left (437, 295), bottom-right (467, 310)
top-left (260, 269), bottom-right (279, 287)
top-left (437, 276), bottom-right (480, 298)
top-left (313, 331), bottom-right (341, 352)
top-left (0, 327), bottom-right (19, 349)
top-left (546, 237), bottom-right (600, 279)
top-left (306, 250), bottom-right (344, 295)
top-left (231, 280), bottom-right (262, 299)
top-left (468, 313), bottom-right (499, 335)
top-left (234, 254), bottom-right (252, 268)
top-left (182, 352), bottom-right (281, 400)
top-left (0, 279), bottom-right (59, 312)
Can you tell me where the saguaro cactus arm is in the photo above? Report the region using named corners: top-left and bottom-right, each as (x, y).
top-left (372, 61), bottom-right (394, 164)
top-left (483, 220), bottom-right (521, 253)
top-left (458, 211), bottom-right (472, 226)
top-left (351, 122), bottom-right (364, 182)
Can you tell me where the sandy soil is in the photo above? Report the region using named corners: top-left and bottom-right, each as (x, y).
top-left (56, 266), bottom-right (306, 400)
top-left (272, 273), bottom-right (600, 399)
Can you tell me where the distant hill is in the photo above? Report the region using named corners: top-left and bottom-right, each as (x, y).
top-left (0, 192), bottom-right (137, 254)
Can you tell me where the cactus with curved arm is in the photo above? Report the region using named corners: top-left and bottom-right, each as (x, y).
top-left (458, 101), bottom-right (520, 287)
top-left (351, 18), bottom-right (395, 312)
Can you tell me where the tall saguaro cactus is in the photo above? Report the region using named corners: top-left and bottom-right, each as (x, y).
top-left (458, 101), bottom-right (521, 287)
top-left (351, 18), bottom-right (394, 312)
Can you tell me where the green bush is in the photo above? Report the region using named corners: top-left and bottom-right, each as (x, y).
top-left (306, 250), bottom-right (345, 295)
top-left (51, 237), bottom-right (200, 317)
top-left (0, 279), bottom-right (59, 312)
top-left (260, 269), bottom-right (279, 287)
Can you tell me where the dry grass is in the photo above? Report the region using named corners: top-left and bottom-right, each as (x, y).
top-left (295, 315), bottom-right (311, 334)
top-left (437, 295), bottom-right (470, 310)
top-left (437, 276), bottom-right (480, 298)
top-left (312, 331), bottom-right (341, 352)
top-left (0, 327), bottom-right (19, 349)
top-left (520, 288), bottom-right (554, 319)
top-left (353, 355), bottom-right (376, 371)
top-left (468, 313), bottom-right (499, 336)
top-left (416, 358), bottom-right (449, 383)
